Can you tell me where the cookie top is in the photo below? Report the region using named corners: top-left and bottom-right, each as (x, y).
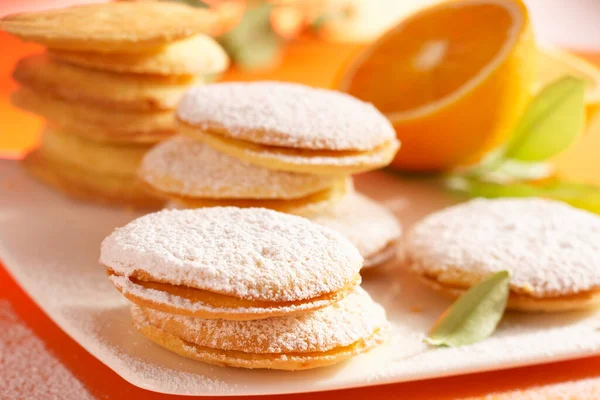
top-left (100, 207), bottom-right (362, 302)
top-left (405, 198), bottom-right (600, 297)
top-left (177, 81), bottom-right (397, 151)
top-left (0, 1), bottom-right (217, 53)
top-left (311, 193), bottom-right (401, 261)
top-left (49, 34), bottom-right (229, 76)
top-left (139, 136), bottom-right (340, 199)
top-left (133, 286), bottom-right (387, 353)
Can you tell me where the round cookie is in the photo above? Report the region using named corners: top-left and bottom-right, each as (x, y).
top-left (140, 136), bottom-right (351, 216)
top-left (0, 1), bottom-right (217, 53)
top-left (50, 34), bottom-right (229, 76)
top-left (40, 126), bottom-right (149, 177)
top-left (310, 193), bottom-right (402, 269)
top-left (23, 128), bottom-right (162, 209)
top-left (11, 87), bottom-right (174, 143)
top-left (13, 54), bottom-right (203, 111)
top-left (177, 82), bottom-right (400, 175)
top-left (132, 286), bottom-right (388, 370)
top-left (404, 198), bottom-right (600, 312)
top-left (101, 207), bottom-right (363, 320)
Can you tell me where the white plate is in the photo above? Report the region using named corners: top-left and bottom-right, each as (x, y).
top-left (2, 159), bottom-right (600, 396)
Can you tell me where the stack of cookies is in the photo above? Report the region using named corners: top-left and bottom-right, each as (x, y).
top-left (101, 207), bottom-right (389, 370)
top-left (139, 81), bottom-right (403, 270)
top-left (1, 1), bottom-right (228, 208)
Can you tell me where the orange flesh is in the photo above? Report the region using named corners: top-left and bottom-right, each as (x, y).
top-left (344, 3), bottom-right (514, 115)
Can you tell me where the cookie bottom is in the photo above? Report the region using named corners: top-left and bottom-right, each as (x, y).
top-left (179, 122), bottom-right (399, 175)
top-left (132, 306), bottom-right (387, 370)
top-left (108, 269), bottom-right (362, 320)
top-left (23, 150), bottom-right (163, 209)
top-left (418, 274), bottom-right (600, 312)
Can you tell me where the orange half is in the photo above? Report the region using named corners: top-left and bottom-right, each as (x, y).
top-left (338, 0), bottom-right (536, 172)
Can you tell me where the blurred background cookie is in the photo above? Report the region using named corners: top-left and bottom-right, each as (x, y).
top-left (311, 193), bottom-right (402, 269)
top-left (0, 1), bottom-right (218, 53)
top-left (23, 127), bottom-right (160, 208)
top-left (2, 0), bottom-right (229, 208)
top-left (49, 34), bottom-right (229, 76)
top-left (12, 87), bottom-right (175, 143)
top-left (13, 54), bottom-right (203, 111)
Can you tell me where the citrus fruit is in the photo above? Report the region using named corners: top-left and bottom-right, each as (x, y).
top-left (534, 46), bottom-right (600, 122)
top-left (337, 0), bottom-right (536, 172)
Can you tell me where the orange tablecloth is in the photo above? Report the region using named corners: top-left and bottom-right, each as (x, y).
top-left (2, 31), bottom-right (600, 399)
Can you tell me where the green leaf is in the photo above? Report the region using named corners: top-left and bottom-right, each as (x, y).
top-left (218, 3), bottom-right (282, 70)
top-left (448, 177), bottom-right (600, 214)
top-left (447, 176), bottom-right (540, 197)
top-left (541, 182), bottom-right (600, 213)
top-left (503, 76), bottom-right (586, 162)
top-left (311, 8), bottom-right (350, 30)
top-left (166, 0), bottom-right (209, 8)
top-left (425, 271), bottom-right (510, 347)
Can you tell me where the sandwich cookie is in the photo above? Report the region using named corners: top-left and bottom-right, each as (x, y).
top-left (23, 127), bottom-right (162, 208)
top-left (311, 193), bottom-right (402, 269)
top-left (132, 286), bottom-right (388, 370)
top-left (404, 198), bottom-right (600, 312)
top-left (0, 1), bottom-right (217, 53)
top-left (101, 207), bottom-right (363, 320)
top-left (177, 82), bottom-right (400, 175)
top-left (12, 87), bottom-right (174, 143)
top-left (13, 55), bottom-right (204, 111)
top-left (49, 34), bottom-right (229, 77)
top-left (140, 136), bottom-right (350, 216)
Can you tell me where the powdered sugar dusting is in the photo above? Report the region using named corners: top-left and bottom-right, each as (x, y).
top-left (405, 198), bottom-right (600, 297)
top-left (7, 160), bottom-right (600, 396)
top-left (177, 82), bottom-right (397, 151)
top-left (100, 207), bottom-right (362, 301)
top-left (310, 192), bottom-right (401, 262)
top-left (140, 136), bottom-right (338, 199)
top-left (134, 287), bottom-right (387, 354)
top-left (467, 377), bottom-right (600, 399)
top-left (0, 300), bottom-right (94, 400)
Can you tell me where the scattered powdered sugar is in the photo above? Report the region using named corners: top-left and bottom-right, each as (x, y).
top-left (134, 287), bottom-right (388, 354)
top-left (177, 82), bottom-right (397, 151)
top-left (405, 198), bottom-right (600, 297)
top-left (467, 377), bottom-right (600, 400)
top-left (111, 350), bottom-right (236, 394)
top-left (310, 192), bottom-right (401, 262)
top-left (10, 160), bottom-right (600, 396)
top-left (0, 300), bottom-right (94, 400)
top-left (100, 207), bottom-right (362, 302)
top-left (139, 136), bottom-right (338, 199)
